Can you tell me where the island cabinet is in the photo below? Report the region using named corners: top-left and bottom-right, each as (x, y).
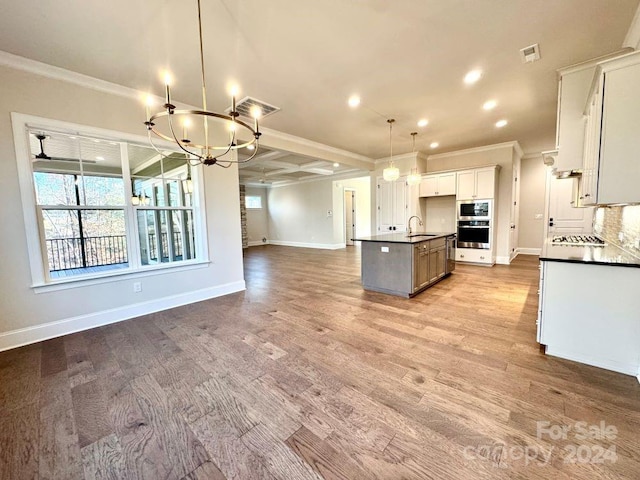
top-left (418, 172), bottom-right (456, 197)
top-left (582, 51), bottom-right (640, 205)
top-left (357, 233), bottom-right (455, 297)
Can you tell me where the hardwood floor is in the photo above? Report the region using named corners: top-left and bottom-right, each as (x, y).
top-left (1, 245), bottom-right (640, 479)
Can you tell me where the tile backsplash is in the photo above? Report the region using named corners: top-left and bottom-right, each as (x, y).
top-left (594, 205), bottom-right (640, 258)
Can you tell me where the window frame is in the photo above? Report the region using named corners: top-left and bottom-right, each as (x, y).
top-left (245, 195), bottom-right (263, 210)
top-left (12, 113), bottom-right (210, 291)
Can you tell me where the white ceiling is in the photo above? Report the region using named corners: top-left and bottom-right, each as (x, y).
top-left (1, 0), bottom-right (638, 161)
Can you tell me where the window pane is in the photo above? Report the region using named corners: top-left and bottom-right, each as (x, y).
top-left (34, 172), bottom-right (79, 206)
top-left (137, 209), bottom-right (195, 265)
top-left (246, 195), bottom-right (262, 209)
top-left (42, 209), bottom-right (128, 277)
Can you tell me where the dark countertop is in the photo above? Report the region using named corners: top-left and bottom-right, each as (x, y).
top-left (540, 237), bottom-right (640, 268)
top-left (354, 232), bottom-right (456, 244)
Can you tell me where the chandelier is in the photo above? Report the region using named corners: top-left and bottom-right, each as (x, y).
top-left (382, 119), bottom-right (399, 182)
top-left (144, 0), bottom-right (262, 167)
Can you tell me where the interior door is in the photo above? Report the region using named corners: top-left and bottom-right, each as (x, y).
top-left (546, 170), bottom-right (594, 234)
top-left (392, 178), bottom-right (407, 231)
top-left (377, 180), bottom-right (393, 232)
top-left (510, 160), bottom-right (520, 260)
top-left (344, 190), bottom-right (355, 245)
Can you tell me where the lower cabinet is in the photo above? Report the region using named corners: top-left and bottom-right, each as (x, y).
top-left (455, 247), bottom-right (493, 265)
top-left (412, 237), bottom-right (447, 294)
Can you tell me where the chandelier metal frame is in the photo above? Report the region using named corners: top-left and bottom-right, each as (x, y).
top-left (144, 0), bottom-right (261, 167)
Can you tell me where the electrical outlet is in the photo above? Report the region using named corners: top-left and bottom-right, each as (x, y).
top-left (618, 232), bottom-right (625, 242)
top-left (133, 282), bottom-right (142, 293)
top-left (534, 213), bottom-right (543, 220)
top-left (381, 246), bottom-right (389, 253)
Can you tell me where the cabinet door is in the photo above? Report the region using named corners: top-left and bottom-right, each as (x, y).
top-left (413, 243), bottom-right (430, 291)
top-left (437, 172), bottom-right (456, 196)
top-left (598, 63), bottom-right (640, 205)
top-left (475, 169), bottom-right (495, 199)
top-left (377, 181), bottom-right (394, 232)
top-left (456, 170), bottom-right (476, 199)
top-left (419, 176), bottom-right (438, 197)
top-left (392, 179), bottom-right (407, 231)
top-left (435, 247), bottom-right (446, 279)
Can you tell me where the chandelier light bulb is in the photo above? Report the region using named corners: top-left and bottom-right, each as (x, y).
top-left (246, 144), bottom-right (255, 150)
top-left (250, 106), bottom-right (263, 119)
top-left (163, 71), bottom-right (173, 86)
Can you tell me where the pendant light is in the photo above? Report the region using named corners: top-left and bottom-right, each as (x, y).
top-left (406, 132), bottom-right (421, 186)
top-left (382, 119), bottom-right (400, 182)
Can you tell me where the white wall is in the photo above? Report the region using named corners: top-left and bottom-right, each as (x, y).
top-left (426, 143), bottom-right (520, 263)
top-left (267, 179), bottom-right (339, 248)
top-left (519, 155), bottom-right (547, 252)
top-left (245, 186), bottom-right (270, 246)
top-left (421, 196), bottom-right (456, 233)
top-left (0, 65), bottom-right (245, 349)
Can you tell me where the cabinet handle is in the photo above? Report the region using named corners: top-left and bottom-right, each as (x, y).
top-left (460, 254), bottom-right (465, 258)
top-left (584, 194), bottom-right (591, 198)
top-left (480, 256), bottom-right (485, 260)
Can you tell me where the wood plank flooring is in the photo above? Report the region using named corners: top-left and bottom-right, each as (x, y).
top-left (1, 245), bottom-right (640, 479)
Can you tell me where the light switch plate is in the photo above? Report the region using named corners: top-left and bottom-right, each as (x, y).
top-left (381, 246), bottom-right (389, 253)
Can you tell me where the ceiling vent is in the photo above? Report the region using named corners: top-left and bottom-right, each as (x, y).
top-left (230, 96), bottom-right (281, 119)
top-left (520, 44), bottom-right (541, 63)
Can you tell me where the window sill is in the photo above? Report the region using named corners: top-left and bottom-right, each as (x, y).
top-left (32, 260), bottom-right (211, 293)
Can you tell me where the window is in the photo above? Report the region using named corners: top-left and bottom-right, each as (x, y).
top-left (20, 121), bottom-right (205, 285)
top-left (245, 195), bottom-right (262, 209)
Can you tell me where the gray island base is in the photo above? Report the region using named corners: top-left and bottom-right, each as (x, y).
top-left (355, 232), bottom-right (456, 297)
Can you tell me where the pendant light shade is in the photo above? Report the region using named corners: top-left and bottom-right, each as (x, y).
top-left (406, 132), bottom-right (421, 186)
top-left (383, 119), bottom-right (400, 182)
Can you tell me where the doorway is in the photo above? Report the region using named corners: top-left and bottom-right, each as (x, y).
top-left (344, 189), bottom-right (356, 246)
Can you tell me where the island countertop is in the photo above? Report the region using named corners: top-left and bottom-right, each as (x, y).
top-left (354, 232), bottom-right (455, 244)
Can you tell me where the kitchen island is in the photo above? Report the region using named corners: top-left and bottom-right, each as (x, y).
top-left (354, 232), bottom-right (456, 297)
top-left (538, 236), bottom-right (640, 377)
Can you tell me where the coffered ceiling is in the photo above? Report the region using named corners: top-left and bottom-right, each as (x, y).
top-left (1, 0), bottom-right (638, 164)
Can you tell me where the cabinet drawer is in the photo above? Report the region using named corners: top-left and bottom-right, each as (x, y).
top-left (455, 248), bottom-right (492, 264)
top-left (429, 237), bottom-right (446, 250)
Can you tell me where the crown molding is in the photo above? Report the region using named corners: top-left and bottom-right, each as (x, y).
top-left (427, 141), bottom-right (523, 161)
top-left (624, 3), bottom-right (640, 50)
top-left (0, 50), bottom-right (145, 101)
top-left (267, 169), bottom-right (369, 189)
top-left (374, 151), bottom-right (421, 165)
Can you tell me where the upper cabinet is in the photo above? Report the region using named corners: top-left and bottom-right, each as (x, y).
top-left (419, 172), bottom-right (456, 197)
top-left (582, 52), bottom-right (640, 205)
top-left (456, 167), bottom-right (497, 200)
top-left (554, 65), bottom-right (597, 173)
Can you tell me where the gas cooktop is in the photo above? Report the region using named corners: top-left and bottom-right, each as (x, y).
top-left (551, 235), bottom-right (605, 247)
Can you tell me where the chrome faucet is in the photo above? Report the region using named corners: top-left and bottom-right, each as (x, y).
top-left (407, 215), bottom-right (423, 234)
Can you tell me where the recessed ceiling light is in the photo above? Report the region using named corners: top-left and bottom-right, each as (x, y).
top-left (464, 69), bottom-right (483, 85)
top-left (430, 142), bottom-right (439, 149)
top-left (417, 119), bottom-right (429, 127)
top-left (96, 156), bottom-right (105, 161)
top-left (348, 95), bottom-right (361, 108)
top-left (483, 100), bottom-right (497, 110)
top-left (495, 119), bottom-right (508, 128)
top-left (333, 162), bottom-right (340, 168)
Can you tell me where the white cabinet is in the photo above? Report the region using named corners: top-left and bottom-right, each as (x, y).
top-left (419, 172), bottom-right (456, 197)
top-left (582, 52), bottom-right (640, 205)
top-left (554, 65), bottom-right (597, 172)
top-left (454, 248), bottom-right (492, 265)
top-left (377, 177), bottom-right (407, 232)
top-left (538, 260), bottom-right (640, 376)
top-left (456, 167), bottom-right (496, 200)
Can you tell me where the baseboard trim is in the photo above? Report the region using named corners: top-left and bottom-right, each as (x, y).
top-left (269, 240), bottom-right (345, 250)
top-left (546, 346), bottom-right (639, 377)
top-left (517, 247), bottom-right (542, 256)
top-left (495, 256), bottom-right (511, 265)
top-left (0, 281), bottom-right (246, 352)
top-left (247, 240), bottom-right (269, 247)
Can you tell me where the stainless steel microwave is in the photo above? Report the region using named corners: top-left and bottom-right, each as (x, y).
top-left (457, 200), bottom-right (491, 220)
